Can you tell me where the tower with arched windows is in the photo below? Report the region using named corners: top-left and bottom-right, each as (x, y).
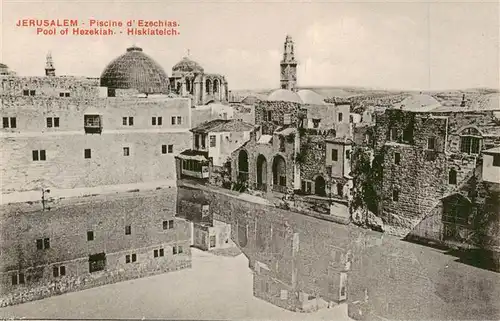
top-left (280, 35), bottom-right (298, 91)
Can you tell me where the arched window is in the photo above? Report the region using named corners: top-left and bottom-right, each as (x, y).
top-left (460, 127), bottom-right (482, 154)
top-left (205, 79), bottom-right (211, 94)
top-left (213, 79), bottom-right (219, 93)
top-left (449, 168), bottom-right (457, 185)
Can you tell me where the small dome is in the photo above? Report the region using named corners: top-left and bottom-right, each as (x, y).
top-left (297, 89), bottom-right (325, 105)
top-left (267, 89), bottom-right (302, 104)
top-left (469, 93), bottom-right (500, 111)
top-left (100, 46), bottom-right (169, 94)
top-left (172, 56), bottom-right (204, 74)
top-left (0, 63), bottom-right (10, 75)
top-left (395, 94), bottom-right (441, 111)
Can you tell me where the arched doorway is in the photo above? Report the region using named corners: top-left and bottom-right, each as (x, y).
top-left (272, 155), bottom-right (287, 193)
top-left (442, 193), bottom-right (472, 242)
top-left (315, 176), bottom-right (326, 196)
top-left (256, 154), bottom-right (268, 191)
top-left (238, 150), bottom-right (249, 182)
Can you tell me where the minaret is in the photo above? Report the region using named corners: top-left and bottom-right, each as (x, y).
top-left (45, 51), bottom-right (56, 76)
top-left (280, 35), bottom-right (298, 91)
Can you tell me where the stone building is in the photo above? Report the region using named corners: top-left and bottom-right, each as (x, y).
top-left (1, 47), bottom-right (194, 194)
top-left (176, 184), bottom-right (352, 313)
top-left (352, 93), bottom-right (500, 264)
top-left (280, 35), bottom-right (298, 91)
top-left (169, 54), bottom-right (229, 106)
top-left (0, 189), bottom-right (191, 307)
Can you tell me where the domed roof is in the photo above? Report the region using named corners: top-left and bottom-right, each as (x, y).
top-left (468, 93), bottom-right (500, 111)
top-left (0, 63), bottom-right (10, 75)
top-left (395, 94), bottom-right (441, 111)
top-left (172, 56), bottom-right (204, 74)
top-left (267, 89), bottom-right (302, 104)
top-left (297, 89), bottom-right (325, 105)
top-left (100, 46), bottom-right (169, 94)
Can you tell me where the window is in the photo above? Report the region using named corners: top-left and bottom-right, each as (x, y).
top-left (168, 144), bottom-right (173, 153)
top-left (59, 93), bottom-right (64, 97)
top-left (125, 255), bottom-right (131, 263)
top-left (59, 92), bottom-right (70, 97)
top-left (152, 116), bottom-right (163, 126)
top-left (202, 204), bottom-right (210, 217)
top-left (163, 220), bottom-right (174, 230)
top-left (11, 273), bottom-right (25, 285)
top-left (30, 90), bottom-right (36, 96)
top-left (394, 152), bottom-right (400, 165)
top-left (177, 116), bottom-right (182, 125)
top-left (392, 189), bottom-right (399, 201)
top-left (132, 254), bottom-right (137, 262)
top-left (178, 245), bottom-right (183, 254)
top-left (283, 113), bottom-right (291, 125)
top-left (312, 119), bottom-right (320, 128)
top-left (267, 110), bottom-right (272, 122)
top-left (84, 149), bottom-right (91, 159)
top-left (460, 136), bottom-right (481, 154)
top-left (279, 137), bottom-right (285, 152)
top-left (122, 117), bottom-right (134, 126)
top-left (346, 150), bottom-right (351, 160)
top-left (337, 183), bottom-right (343, 197)
top-left (427, 137), bottom-right (436, 150)
top-left (46, 117), bottom-right (60, 128)
top-left (493, 155), bottom-right (500, 167)
top-left (23, 89), bottom-right (29, 96)
top-left (36, 238), bottom-right (50, 250)
top-left (195, 135), bottom-right (200, 149)
top-left (162, 144), bottom-right (174, 154)
top-left (210, 235), bottom-right (216, 248)
top-left (171, 116), bottom-right (176, 125)
top-left (32, 150), bottom-right (46, 161)
top-left (53, 266), bottom-right (66, 278)
top-left (3, 117), bottom-right (17, 128)
top-left (449, 169), bottom-right (457, 185)
top-left (338, 113), bottom-right (343, 122)
top-left (210, 135), bottom-right (216, 147)
top-left (390, 128), bottom-right (398, 141)
top-left (173, 245), bottom-right (178, 255)
top-left (402, 126), bottom-right (413, 142)
top-left (123, 147), bottom-right (130, 156)
top-left (87, 231), bottom-right (94, 241)
top-left (154, 249), bottom-right (165, 258)
top-left (125, 225), bottom-right (131, 235)
top-left (301, 181), bottom-right (312, 194)
top-left (84, 115), bottom-right (102, 134)
top-left (331, 149), bottom-right (338, 161)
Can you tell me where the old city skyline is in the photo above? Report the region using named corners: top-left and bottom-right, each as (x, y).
top-left (1, 1), bottom-right (499, 91)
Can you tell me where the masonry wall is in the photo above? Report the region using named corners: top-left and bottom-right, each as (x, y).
top-left (0, 76), bottom-right (100, 98)
top-left (254, 101), bottom-right (302, 135)
top-left (1, 97), bottom-right (193, 193)
top-left (0, 188), bottom-right (192, 306)
top-left (176, 185), bottom-right (351, 305)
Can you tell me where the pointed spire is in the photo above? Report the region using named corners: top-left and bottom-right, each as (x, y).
top-left (45, 51), bottom-right (55, 76)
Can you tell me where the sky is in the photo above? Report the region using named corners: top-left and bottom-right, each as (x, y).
top-left (1, 0), bottom-right (499, 91)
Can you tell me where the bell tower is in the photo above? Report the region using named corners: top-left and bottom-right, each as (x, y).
top-left (45, 51), bottom-right (56, 77)
top-left (280, 35), bottom-right (298, 91)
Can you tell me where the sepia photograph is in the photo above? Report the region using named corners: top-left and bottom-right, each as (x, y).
top-left (0, 0), bottom-right (499, 320)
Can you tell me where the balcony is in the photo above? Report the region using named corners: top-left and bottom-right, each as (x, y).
top-left (84, 115), bottom-right (102, 134)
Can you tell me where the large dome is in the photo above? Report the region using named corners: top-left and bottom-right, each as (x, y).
top-left (100, 46), bottom-right (169, 94)
top-left (297, 89), bottom-right (325, 105)
top-left (267, 89), bottom-right (303, 104)
top-left (172, 56), bottom-right (204, 74)
top-left (395, 94), bottom-right (441, 111)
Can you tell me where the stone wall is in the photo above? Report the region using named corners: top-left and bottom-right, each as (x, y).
top-left (0, 76), bottom-right (100, 99)
top-left (0, 188), bottom-right (192, 306)
top-left (254, 101), bottom-right (302, 135)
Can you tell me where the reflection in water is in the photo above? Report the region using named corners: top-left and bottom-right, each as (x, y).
top-left (1, 185), bottom-right (499, 320)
